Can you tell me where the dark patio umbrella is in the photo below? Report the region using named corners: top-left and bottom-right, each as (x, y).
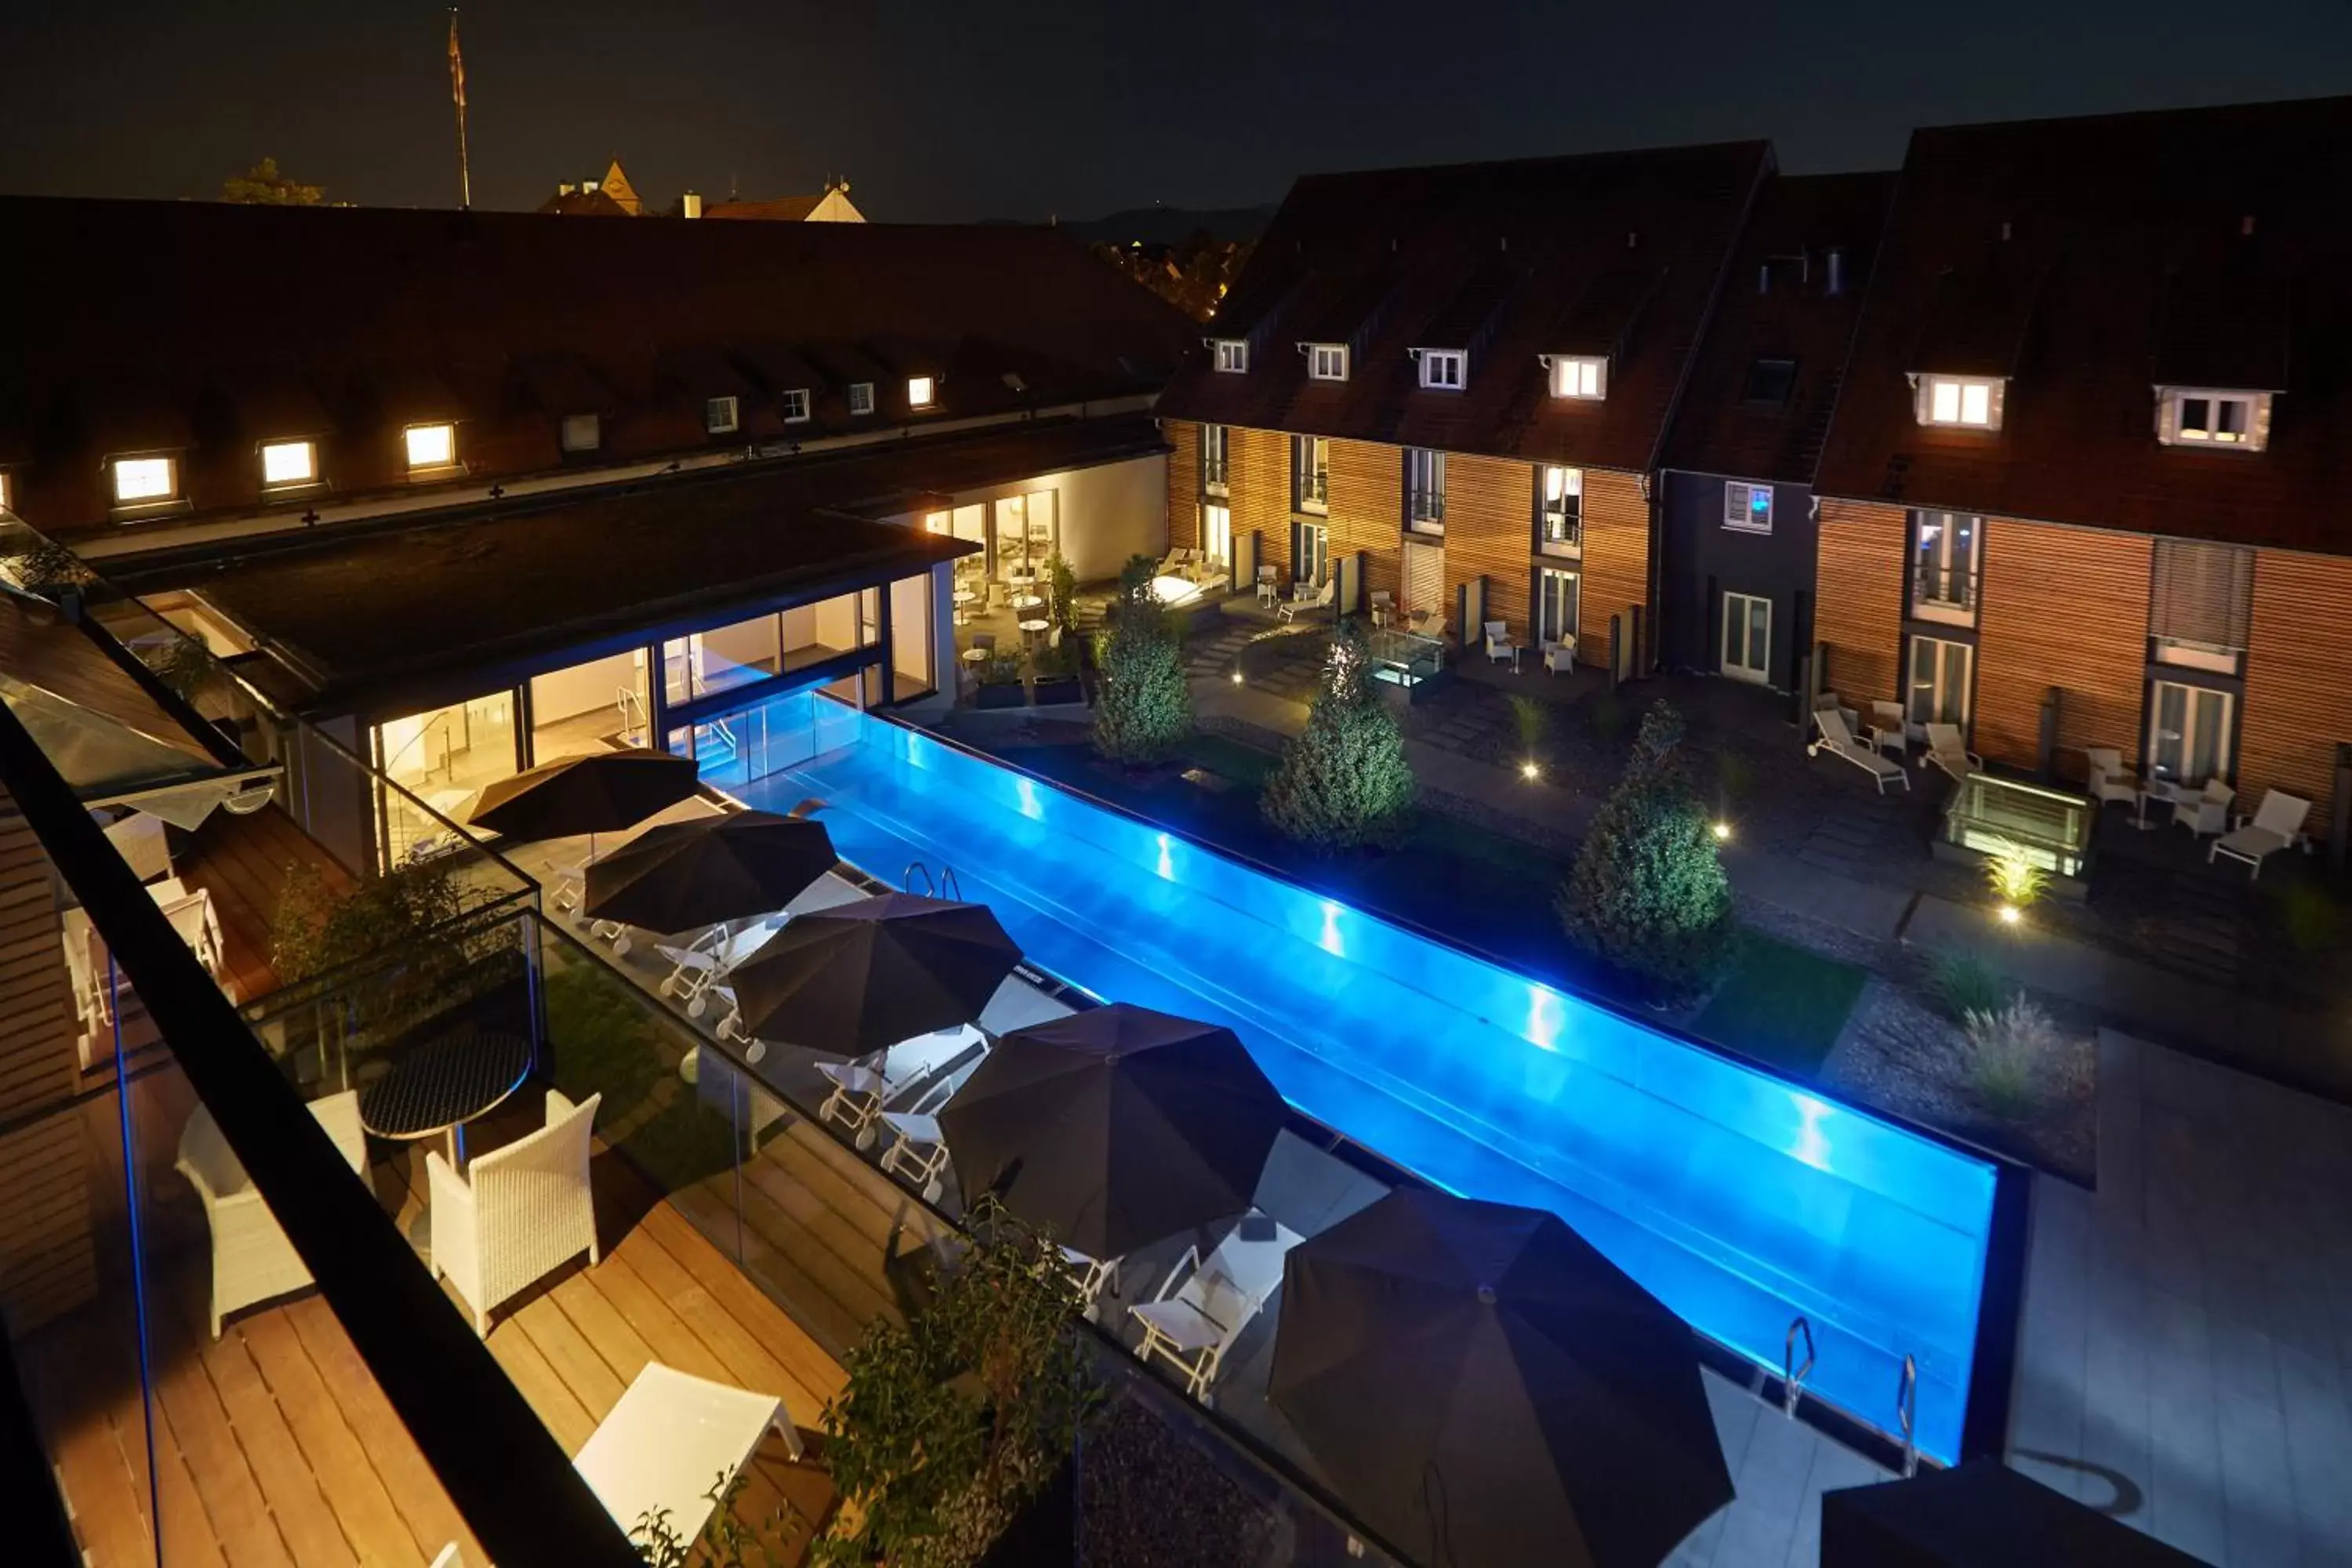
top-left (937, 1002), bottom-right (1288, 1260)
top-left (1821, 1459), bottom-right (2206, 1566)
top-left (580, 811), bottom-right (836, 932)
top-left (466, 749), bottom-right (699, 842)
top-left (727, 892), bottom-right (1020, 1054)
top-left (1269, 1188), bottom-right (1733, 1568)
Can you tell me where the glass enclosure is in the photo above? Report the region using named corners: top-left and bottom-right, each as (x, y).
top-left (376, 691), bottom-right (517, 803)
top-left (1943, 771), bottom-right (2095, 878)
top-left (531, 648), bottom-right (650, 760)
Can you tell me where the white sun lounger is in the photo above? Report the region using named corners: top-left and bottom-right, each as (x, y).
top-left (573, 1363), bottom-right (799, 1547)
top-left (2209, 789), bottom-right (2311, 879)
top-left (1129, 1214), bottom-right (1303, 1400)
top-left (1809, 706), bottom-right (1911, 795)
top-left (1924, 722), bottom-right (1982, 783)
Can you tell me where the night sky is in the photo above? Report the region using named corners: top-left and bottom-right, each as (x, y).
top-left (3, 0), bottom-right (2347, 222)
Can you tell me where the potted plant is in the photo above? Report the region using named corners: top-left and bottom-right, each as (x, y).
top-left (975, 650), bottom-right (1028, 710)
top-left (1029, 637), bottom-right (1084, 708)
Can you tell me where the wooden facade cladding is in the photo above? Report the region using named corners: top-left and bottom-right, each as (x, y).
top-left (1578, 470), bottom-right (1651, 668)
top-left (2243, 550), bottom-right (2352, 818)
top-left (1815, 499), bottom-right (1907, 706)
top-left (1231, 426), bottom-right (1293, 579)
top-left (1441, 454), bottom-right (1530, 641)
top-left (1326, 439), bottom-right (1404, 606)
top-left (1165, 417), bottom-right (1200, 546)
top-left (1975, 518), bottom-right (2152, 777)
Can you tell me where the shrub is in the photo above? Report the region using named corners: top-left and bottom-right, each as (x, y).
top-left (1557, 702), bottom-right (1733, 1000)
top-left (1926, 948), bottom-right (2015, 1022)
top-left (1045, 552), bottom-right (1081, 640)
top-left (1961, 996), bottom-right (2061, 1119)
top-left (1981, 838), bottom-right (2050, 910)
top-left (1261, 621), bottom-right (1415, 850)
top-left (1091, 568), bottom-right (1191, 766)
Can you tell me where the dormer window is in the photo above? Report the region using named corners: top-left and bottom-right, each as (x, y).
top-left (260, 439), bottom-right (318, 488)
top-left (848, 382), bottom-right (877, 416)
top-left (1724, 481), bottom-right (1773, 534)
top-left (1548, 356), bottom-right (1607, 401)
top-left (560, 413), bottom-right (602, 454)
top-left (705, 396), bottom-right (740, 435)
top-left (908, 376), bottom-right (936, 410)
top-left (1916, 374), bottom-right (2003, 430)
top-left (2158, 387), bottom-right (2269, 451)
top-left (405, 422), bottom-right (457, 471)
top-left (1419, 350), bottom-right (1466, 391)
top-left (111, 456), bottom-right (177, 505)
top-left (780, 388), bottom-right (811, 424)
top-left (1306, 344), bottom-right (1349, 382)
top-left (1212, 339), bottom-right (1249, 374)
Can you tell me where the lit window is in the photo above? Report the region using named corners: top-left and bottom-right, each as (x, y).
top-left (781, 388), bottom-right (811, 423)
top-left (1918, 375), bottom-right (2002, 429)
top-left (1538, 465), bottom-right (1581, 553)
top-left (1406, 448), bottom-right (1445, 532)
top-left (705, 396), bottom-right (740, 435)
top-left (1548, 356), bottom-right (1607, 400)
top-left (849, 383), bottom-right (876, 416)
top-left (908, 376), bottom-right (935, 409)
top-left (112, 456), bottom-right (176, 504)
top-left (1420, 350), bottom-right (1466, 390)
top-left (1306, 343), bottom-right (1348, 382)
top-left (2161, 387), bottom-right (2267, 451)
top-left (405, 423), bottom-right (456, 470)
top-left (260, 440), bottom-right (317, 487)
top-left (560, 413), bottom-right (601, 453)
top-left (1212, 339), bottom-right (1249, 374)
top-left (924, 510), bottom-right (950, 534)
top-left (1724, 481), bottom-right (1773, 534)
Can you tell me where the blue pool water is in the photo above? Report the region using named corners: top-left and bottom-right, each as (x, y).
top-left (731, 695), bottom-right (1998, 1461)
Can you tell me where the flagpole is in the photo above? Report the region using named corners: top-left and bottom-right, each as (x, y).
top-left (448, 9), bottom-right (472, 209)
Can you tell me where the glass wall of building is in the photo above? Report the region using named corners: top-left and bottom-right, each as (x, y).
top-left (374, 689), bottom-right (517, 805)
top-left (529, 648), bottom-right (649, 762)
top-left (891, 571), bottom-right (935, 698)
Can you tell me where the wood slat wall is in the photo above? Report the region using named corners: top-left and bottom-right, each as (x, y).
top-left (2243, 550), bottom-right (2352, 824)
top-left (1445, 453), bottom-right (1533, 639)
top-left (1816, 499), bottom-right (1908, 705)
top-left (1976, 517), bottom-right (2151, 777)
top-left (1327, 438), bottom-right (1403, 606)
top-left (1164, 418), bottom-right (1200, 549)
top-left (1579, 470), bottom-right (1651, 668)
top-left (1232, 426), bottom-right (1293, 580)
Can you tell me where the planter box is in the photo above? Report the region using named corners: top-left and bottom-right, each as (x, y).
top-left (975, 683), bottom-right (1027, 710)
top-left (1031, 677), bottom-right (1083, 706)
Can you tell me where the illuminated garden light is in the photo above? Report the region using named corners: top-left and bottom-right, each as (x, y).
top-left (1520, 760), bottom-right (1540, 781)
top-left (1712, 820), bottom-right (1732, 841)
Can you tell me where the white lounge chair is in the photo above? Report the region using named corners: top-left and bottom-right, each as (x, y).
top-left (1924, 722), bottom-right (1981, 782)
top-left (1369, 590), bottom-right (1396, 628)
top-left (1543, 639), bottom-right (1576, 675)
top-left (430, 1089), bottom-right (602, 1334)
top-left (1414, 611), bottom-right (1449, 644)
top-left (1255, 565), bottom-right (1279, 608)
top-left (1869, 701), bottom-right (1910, 760)
top-left (2210, 789), bottom-right (2311, 879)
top-left (659, 917), bottom-right (784, 1018)
top-left (2085, 747), bottom-right (2140, 811)
top-left (2174, 778), bottom-right (2235, 840)
top-left (573, 1363), bottom-right (800, 1547)
top-left (156, 885), bottom-right (226, 977)
top-left (1128, 1214), bottom-right (1304, 1401)
top-left (1278, 579), bottom-right (1334, 624)
top-left (1483, 620), bottom-right (1520, 669)
top-left (1061, 1245), bottom-right (1121, 1316)
top-left (878, 1112), bottom-right (950, 1203)
top-left (177, 1091), bottom-right (368, 1337)
top-left (1809, 707), bottom-right (1911, 795)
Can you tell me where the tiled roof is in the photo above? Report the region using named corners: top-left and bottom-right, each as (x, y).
top-left (1812, 96), bottom-right (2352, 554)
top-left (1661, 172), bottom-right (1894, 483)
top-left (535, 188), bottom-right (633, 217)
top-left (0, 198), bottom-right (1190, 535)
top-left (1158, 140), bottom-right (1769, 473)
top-left (705, 195), bottom-right (825, 222)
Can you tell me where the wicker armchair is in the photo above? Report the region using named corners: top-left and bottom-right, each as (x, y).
top-left (430, 1089), bottom-right (601, 1334)
top-left (177, 1091), bottom-right (368, 1337)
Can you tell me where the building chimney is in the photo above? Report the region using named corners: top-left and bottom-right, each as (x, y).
top-left (682, 191), bottom-right (703, 219)
top-left (1826, 247), bottom-right (1847, 297)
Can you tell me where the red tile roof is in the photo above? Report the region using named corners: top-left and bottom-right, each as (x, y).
top-left (0, 198), bottom-right (1190, 535)
top-left (1157, 140), bottom-right (1769, 473)
top-left (1661, 172), bottom-right (1894, 483)
top-left (1812, 96), bottom-right (2352, 554)
top-left (704, 195), bottom-right (825, 222)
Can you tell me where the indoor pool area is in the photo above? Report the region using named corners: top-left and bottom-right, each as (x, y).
top-left (723, 691), bottom-right (2010, 1465)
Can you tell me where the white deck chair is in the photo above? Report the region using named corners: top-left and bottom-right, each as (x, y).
top-left (2084, 747), bottom-right (2140, 811)
top-left (574, 1363), bottom-right (800, 1547)
top-left (878, 1112), bottom-right (950, 1203)
top-left (1277, 579), bottom-right (1334, 624)
top-left (1128, 1214), bottom-right (1304, 1400)
top-left (1483, 621), bottom-right (1519, 667)
top-left (155, 885), bottom-right (226, 977)
top-left (2175, 778), bottom-right (2235, 840)
top-left (659, 918), bottom-right (783, 1018)
top-left (1924, 722), bottom-right (1981, 783)
top-left (429, 1090), bottom-right (602, 1334)
top-left (1809, 707), bottom-right (1911, 795)
top-left (1061, 1245), bottom-right (1121, 1316)
top-left (2209, 789), bottom-right (2311, 879)
top-left (177, 1091), bottom-right (368, 1337)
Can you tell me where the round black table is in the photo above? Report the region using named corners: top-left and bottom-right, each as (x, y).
top-left (359, 1028), bottom-right (535, 1169)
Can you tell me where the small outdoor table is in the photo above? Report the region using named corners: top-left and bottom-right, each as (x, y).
top-left (2132, 781), bottom-right (2180, 830)
top-left (1018, 617), bottom-right (1051, 644)
top-left (359, 1027), bottom-right (535, 1170)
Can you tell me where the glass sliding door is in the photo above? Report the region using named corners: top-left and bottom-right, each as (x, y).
top-left (1294, 521), bottom-right (1328, 587)
top-left (1202, 504), bottom-right (1232, 574)
top-left (1906, 636), bottom-right (1973, 729)
top-left (1537, 568), bottom-right (1580, 649)
top-left (529, 649), bottom-right (648, 761)
top-left (1721, 592), bottom-right (1771, 684)
top-left (2147, 681), bottom-right (2233, 787)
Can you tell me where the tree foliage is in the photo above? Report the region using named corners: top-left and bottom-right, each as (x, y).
top-left (1090, 556), bottom-right (1191, 766)
top-left (221, 157), bottom-right (325, 205)
top-left (1091, 235), bottom-right (1254, 321)
top-left (816, 1203), bottom-right (1095, 1568)
top-left (1557, 701), bottom-right (1733, 999)
top-left (1260, 621), bottom-right (1415, 850)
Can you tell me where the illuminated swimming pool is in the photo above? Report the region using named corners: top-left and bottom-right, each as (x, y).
top-left (731, 695), bottom-right (2005, 1462)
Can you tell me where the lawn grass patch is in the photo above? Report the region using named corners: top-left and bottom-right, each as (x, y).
top-left (1689, 933), bottom-right (1866, 1078)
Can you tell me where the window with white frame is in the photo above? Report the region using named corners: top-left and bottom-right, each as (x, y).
top-left (1213, 339), bottom-right (1249, 374)
top-left (560, 413), bottom-right (602, 453)
top-left (780, 388), bottom-right (811, 423)
top-left (1200, 424), bottom-right (1229, 494)
top-left (260, 439), bottom-right (317, 488)
top-left (111, 456), bottom-right (176, 505)
top-left (1537, 465), bottom-right (1581, 554)
top-left (1406, 448), bottom-right (1445, 531)
top-left (2147, 680), bottom-right (2234, 789)
top-left (1307, 343), bottom-right (1349, 382)
top-left (1548, 356), bottom-right (1607, 401)
top-left (1537, 567), bottom-right (1580, 649)
top-left (1906, 635), bottom-right (1973, 728)
top-left (1202, 503), bottom-right (1232, 568)
top-left (2150, 539), bottom-right (2253, 670)
top-left (1911, 510), bottom-right (1981, 619)
top-left (405, 422), bottom-right (456, 470)
top-left (1419, 349), bottom-right (1465, 390)
top-left (1724, 481), bottom-right (1773, 534)
top-left (908, 376), bottom-right (936, 409)
top-left (2159, 387), bottom-right (2268, 450)
top-left (848, 382), bottom-right (876, 416)
top-left (1917, 374), bottom-right (2003, 430)
top-left (1293, 435), bottom-right (1328, 513)
top-left (705, 396), bottom-right (740, 435)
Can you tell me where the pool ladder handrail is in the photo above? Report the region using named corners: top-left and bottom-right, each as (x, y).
top-left (902, 862), bottom-right (964, 902)
top-left (1896, 1352), bottom-right (1918, 1477)
top-left (1782, 1316), bottom-right (1816, 1419)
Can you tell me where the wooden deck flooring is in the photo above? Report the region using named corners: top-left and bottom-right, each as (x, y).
top-left (24, 1148), bottom-right (844, 1566)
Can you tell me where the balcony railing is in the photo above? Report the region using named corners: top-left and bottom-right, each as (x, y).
top-left (1407, 488), bottom-right (1446, 532)
top-left (1295, 470), bottom-right (1328, 512)
top-left (1203, 460), bottom-right (1229, 495)
top-left (1913, 562), bottom-right (1980, 614)
top-left (1540, 510), bottom-right (1582, 554)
